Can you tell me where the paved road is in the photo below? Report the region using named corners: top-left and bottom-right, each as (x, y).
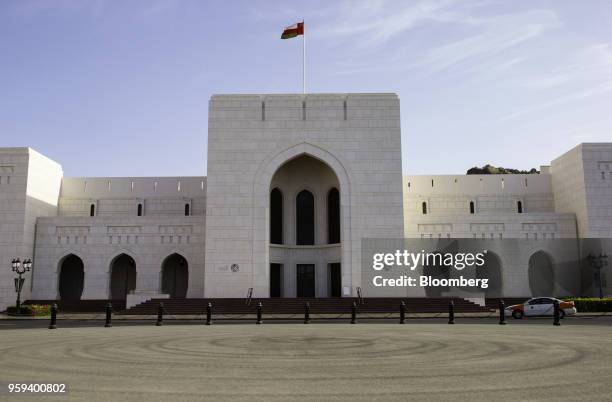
top-left (1, 321), bottom-right (611, 401)
top-left (2, 315), bottom-right (612, 329)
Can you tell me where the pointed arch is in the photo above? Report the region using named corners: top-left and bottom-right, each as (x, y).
top-left (57, 254), bottom-right (85, 301)
top-left (252, 141), bottom-right (354, 296)
top-left (529, 250), bottom-right (555, 296)
top-left (161, 253), bottom-right (189, 298)
top-left (109, 253), bottom-right (136, 301)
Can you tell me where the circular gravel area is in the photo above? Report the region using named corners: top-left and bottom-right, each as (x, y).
top-left (1, 323), bottom-right (610, 401)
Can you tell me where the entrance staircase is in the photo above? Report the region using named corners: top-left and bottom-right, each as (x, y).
top-left (121, 297), bottom-right (491, 315)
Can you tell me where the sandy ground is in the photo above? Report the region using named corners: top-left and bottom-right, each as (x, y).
top-left (1, 320), bottom-right (611, 401)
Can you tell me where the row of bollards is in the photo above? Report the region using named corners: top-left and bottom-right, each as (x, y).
top-left (48, 303), bottom-right (57, 329)
top-left (304, 302), bottom-right (310, 324)
top-left (47, 299), bottom-right (564, 328)
top-left (499, 300), bottom-right (506, 325)
top-left (105, 303), bottom-right (113, 327)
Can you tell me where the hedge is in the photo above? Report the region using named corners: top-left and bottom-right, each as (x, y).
top-left (564, 298), bottom-right (612, 313)
top-left (6, 304), bottom-right (51, 316)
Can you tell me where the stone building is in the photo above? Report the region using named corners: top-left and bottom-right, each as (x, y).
top-left (0, 93), bottom-right (610, 310)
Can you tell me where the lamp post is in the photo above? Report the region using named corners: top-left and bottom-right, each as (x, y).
top-left (587, 253), bottom-right (609, 299)
top-left (12, 258), bottom-right (32, 314)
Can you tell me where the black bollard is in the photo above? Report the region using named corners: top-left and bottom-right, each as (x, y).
top-left (48, 303), bottom-right (57, 329)
top-left (156, 302), bottom-right (163, 326)
top-left (256, 301), bottom-right (263, 325)
top-left (399, 300), bottom-right (406, 324)
top-left (350, 301), bottom-right (357, 324)
top-left (304, 302), bottom-right (310, 324)
top-left (499, 300), bottom-right (507, 325)
top-left (104, 303), bottom-right (113, 328)
top-left (448, 300), bottom-right (455, 324)
top-left (206, 302), bottom-right (213, 326)
top-left (553, 300), bottom-right (561, 326)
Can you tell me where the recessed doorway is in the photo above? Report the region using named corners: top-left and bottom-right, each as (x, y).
top-left (270, 263), bottom-right (283, 298)
top-left (297, 264), bottom-right (315, 297)
top-left (328, 263), bottom-right (341, 297)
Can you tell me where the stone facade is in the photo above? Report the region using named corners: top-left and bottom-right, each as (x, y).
top-left (0, 94), bottom-right (611, 310)
top-left (204, 94), bottom-right (404, 299)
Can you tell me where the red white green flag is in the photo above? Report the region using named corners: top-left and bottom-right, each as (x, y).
top-left (281, 21), bottom-right (304, 39)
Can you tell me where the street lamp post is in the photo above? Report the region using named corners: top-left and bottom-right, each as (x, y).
top-left (587, 253), bottom-right (609, 299)
top-left (11, 258), bottom-right (32, 314)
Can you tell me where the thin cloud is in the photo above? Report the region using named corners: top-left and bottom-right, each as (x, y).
top-left (523, 43), bottom-right (612, 89)
top-left (315, 3), bottom-right (559, 80)
top-left (137, 0), bottom-right (179, 19)
top-left (501, 80), bottom-right (612, 121)
top-left (312, 0), bottom-right (473, 47)
top-left (5, 0), bottom-right (107, 18)
top-left (501, 43), bottom-right (612, 120)
top-left (414, 9), bottom-right (559, 72)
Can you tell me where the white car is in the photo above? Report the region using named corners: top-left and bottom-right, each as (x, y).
top-left (504, 297), bottom-right (577, 319)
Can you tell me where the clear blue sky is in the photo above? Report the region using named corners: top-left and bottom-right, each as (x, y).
top-left (1, 0), bottom-right (611, 176)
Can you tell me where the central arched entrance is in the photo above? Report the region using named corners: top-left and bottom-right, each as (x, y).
top-left (269, 154), bottom-right (342, 297)
top-left (110, 254), bottom-right (136, 301)
top-left (161, 254), bottom-right (189, 298)
top-left (58, 254), bottom-right (84, 301)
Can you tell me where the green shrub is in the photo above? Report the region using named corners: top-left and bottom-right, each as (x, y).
top-left (563, 298), bottom-right (612, 312)
top-left (6, 304), bottom-right (51, 316)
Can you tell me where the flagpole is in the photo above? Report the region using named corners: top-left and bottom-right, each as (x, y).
top-left (302, 20), bottom-right (306, 94)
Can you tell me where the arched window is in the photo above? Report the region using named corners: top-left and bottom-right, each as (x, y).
top-left (270, 188), bottom-right (283, 244)
top-left (422, 202), bottom-right (427, 215)
top-left (517, 201), bottom-right (523, 214)
top-left (137, 203), bottom-right (143, 216)
top-left (184, 203), bottom-right (190, 216)
top-left (90, 204), bottom-right (95, 217)
top-left (296, 190), bottom-right (315, 245)
top-left (469, 201), bottom-right (475, 214)
top-left (327, 188), bottom-right (340, 244)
